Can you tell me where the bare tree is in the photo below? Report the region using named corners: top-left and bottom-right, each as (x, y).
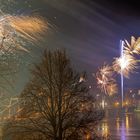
top-left (3, 49), bottom-right (104, 140)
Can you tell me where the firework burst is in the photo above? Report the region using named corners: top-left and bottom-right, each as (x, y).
top-left (10, 16), bottom-right (47, 41)
top-left (0, 13), bottom-right (47, 54)
top-left (96, 64), bottom-right (117, 96)
top-left (124, 36), bottom-right (140, 55)
top-left (113, 54), bottom-right (137, 78)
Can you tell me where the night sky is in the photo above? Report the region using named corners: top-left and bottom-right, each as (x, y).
top-left (1, 0), bottom-right (140, 96)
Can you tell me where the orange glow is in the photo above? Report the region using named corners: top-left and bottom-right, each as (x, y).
top-left (114, 102), bottom-right (120, 107)
top-left (122, 101), bottom-right (130, 106)
top-left (10, 16), bottom-right (47, 41)
top-left (0, 14), bottom-right (48, 53)
top-left (86, 133), bottom-right (90, 140)
top-left (126, 115), bottom-right (130, 130)
top-left (125, 101), bottom-right (129, 106)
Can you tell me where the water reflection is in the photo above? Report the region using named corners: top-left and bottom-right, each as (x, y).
top-left (101, 122), bottom-right (109, 138)
top-left (98, 112), bottom-right (140, 140)
top-left (97, 120), bottom-right (110, 139)
top-left (121, 120), bottom-right (126, 140)
top-left (126, 114), bottom-right (130, 132)
top-left (116, 117), bottom-right (120, 130)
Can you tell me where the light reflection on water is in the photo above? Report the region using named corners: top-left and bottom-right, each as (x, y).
top-left (98, 112), bottom-right (140, 140)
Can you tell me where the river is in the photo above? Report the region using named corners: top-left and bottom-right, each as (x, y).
top-left (98, 110), bottom-right (140, 140)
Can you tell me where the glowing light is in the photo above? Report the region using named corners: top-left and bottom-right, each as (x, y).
top-left (86, 133), bottom-right (90, 140)
top-left (116, 117), bottom-right (120, 130)
top-left (79, 76), bottom-right (85, 83)
top-left (113, 54), bottom-right (137, 78)
top-left (114, 101), bottom-right (120, 107)
top-left (120, 56), bottom-right (130, 70)
top-left (125, 101), bottom-right (129, 106)
top-left (101, 100), bottom-right (105, 109)
top-left (121, 121), bottom-right (126, 140)
top-left (101, 123), bottom-right (109, 138)
top-left (126, 115), bottom-right (130, 132)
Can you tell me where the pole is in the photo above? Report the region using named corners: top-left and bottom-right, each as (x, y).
top-left (120, 40), bottom-right (124, 108)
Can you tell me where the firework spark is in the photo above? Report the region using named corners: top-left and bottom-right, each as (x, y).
top-left (10, 16), bottom-right (47, 41)
top-left (124, 36), bottom-right (140, 55)
top-left (0, 13), bottom-right (47, 54)
top-left (96, 64), bottom-right (117, 96)
top-left (113, 54), bottom-right (137, 78)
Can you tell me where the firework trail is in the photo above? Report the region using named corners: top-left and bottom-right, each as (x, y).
top-left (10, 16), bottom-right (47, 42)
top-left (0, 12), bottom-right (47, 54)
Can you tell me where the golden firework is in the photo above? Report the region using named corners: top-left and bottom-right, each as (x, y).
top-left (113, 54), bottom-right (137, 78)
top-left (124, 36), bottom-right (140, 55)
top-left (0, 13), bottom-right (47, 54)
top-left (10, 16), bottom-right (47, 41)
top-left (96, 64), bottom-right (117, 95)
